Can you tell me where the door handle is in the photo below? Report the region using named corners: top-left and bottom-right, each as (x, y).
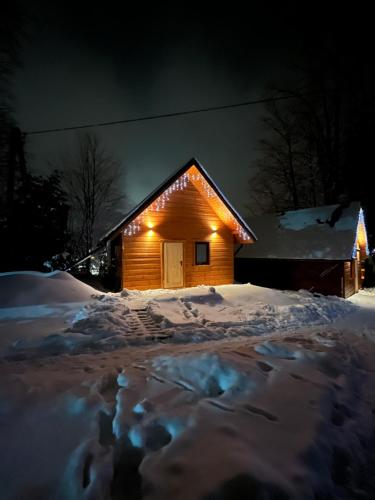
top-left (180, 260), bottom-right (183, 266)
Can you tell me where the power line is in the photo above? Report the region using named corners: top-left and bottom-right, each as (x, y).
top-left (25, 94), bottom-right (297, 136)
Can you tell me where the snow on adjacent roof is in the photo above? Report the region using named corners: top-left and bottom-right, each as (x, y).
top-left (237, 202), bottom-right (366, 261)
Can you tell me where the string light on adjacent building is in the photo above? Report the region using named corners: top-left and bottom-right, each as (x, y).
top-left (352, 208), bottom-right (369, 258)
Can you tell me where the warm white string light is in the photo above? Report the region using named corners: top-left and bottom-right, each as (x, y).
top-left (123, 170), bottom-right (251, 241)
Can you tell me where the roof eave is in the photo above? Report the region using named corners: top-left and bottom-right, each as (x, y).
top-left (98, 157), bottom-right (257, 244)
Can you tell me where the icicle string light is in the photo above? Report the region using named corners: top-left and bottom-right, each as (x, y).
top-left (352, 208), bottom-right (369, 258)
top-left (123, 173), bottom-right (190, 236)
top-left (123, 169), bottom-right (252, 241)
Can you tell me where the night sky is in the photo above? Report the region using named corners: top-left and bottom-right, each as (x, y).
top-left (13, 2), bottom-right (352, 215)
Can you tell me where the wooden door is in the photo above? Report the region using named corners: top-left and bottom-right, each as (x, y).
top-left (163, 242), bottom-right (184, 288)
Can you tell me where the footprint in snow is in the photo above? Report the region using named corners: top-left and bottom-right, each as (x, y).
top-left (242, 404), bottom-right (278, 422)
top-left (289, 373), bottom-right (306, 381)
top-left (233, 350), bottom-right (254, 360)
top-left (132, 364), bottom-right (147, 371)
top-left (207, 400), bottom-right (235, 412)
top-left (331, 402), bottom-right (353, 427)
top-left (256, 361), bottom-right (274, 373)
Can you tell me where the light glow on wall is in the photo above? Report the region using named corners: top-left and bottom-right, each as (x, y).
top-left (123, 166), bottom-right (253, 242)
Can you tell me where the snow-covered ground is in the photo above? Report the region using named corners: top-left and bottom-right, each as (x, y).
top-left (1, 272), bottom-right (375, 499)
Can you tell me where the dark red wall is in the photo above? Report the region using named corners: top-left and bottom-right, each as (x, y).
top-left (235, 258), bottom-right (346, 297)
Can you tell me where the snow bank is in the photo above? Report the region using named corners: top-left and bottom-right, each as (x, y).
top-left (1, 286), bottom-right (375, 499)
top-left (0, 272), bottom-right (98, 349)
top-left (110, 336), bottom-right (375, 499)
top-left (0, 371), bottom-right (112, 500)
top-left (148, 284), bottom-right (356, 333)
top-left (4, 331), bottom-right (371, 499)
top-left (3, 283), bottom-right (358, 358)
top-left (0, 271), bottom-right (96, 308)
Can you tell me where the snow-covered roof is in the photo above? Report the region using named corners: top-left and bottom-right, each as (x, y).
top-left (237, 202), bottom-right (368, 261)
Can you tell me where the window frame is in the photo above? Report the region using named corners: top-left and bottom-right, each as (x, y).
top-left (195, 241), bottom-right (210, 266)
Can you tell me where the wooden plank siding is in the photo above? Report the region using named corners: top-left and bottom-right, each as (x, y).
top-left (343, 260), bottom-right (356, 298)
top-left (188, 165), bottom-right (252, 244)
top-left (122, 182), bottom-right (234, 290)
top-left (343, 256), bottom-right (366, 298)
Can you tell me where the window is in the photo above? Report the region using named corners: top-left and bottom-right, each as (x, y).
top-left (195, 242), bottom-right (209, 265)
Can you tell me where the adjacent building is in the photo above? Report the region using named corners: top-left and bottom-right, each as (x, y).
top-left (235, 202), bottom-right (369, 298)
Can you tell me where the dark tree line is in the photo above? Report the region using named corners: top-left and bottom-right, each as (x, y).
top-left (0, 119), bottom-right (71, 271)
top-left (0, 128), bottom-right (125, 272)
top-left (0, 3), bottom-right (65, 272)
top-left (2, 168), bottom-right (70, 270)
top-left (0, 2), bottom-right (24, 213)
top-left (248, 14), bottom-right (375, 247)
top-left (60, 132), bottom-right (125, 258)
top-left (0, 3), bottom-right (126, 271)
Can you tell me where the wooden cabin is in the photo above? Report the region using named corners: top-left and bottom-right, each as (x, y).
top-left (99, 158), bottom-right (256, 291)
top-left (235, 202), bottom-right (369, 298)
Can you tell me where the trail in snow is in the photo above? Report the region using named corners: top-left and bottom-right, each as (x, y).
top-left (2, 330), bottom-right (375, 500)
top-left (1, 279), bottom-right (359, 359)
top-left (2, 272), bottom-right (375, 499)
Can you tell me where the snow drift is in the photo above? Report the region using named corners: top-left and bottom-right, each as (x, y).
top-left (0, 271), bottom-right (96, 308)
top-left (1, 275), bottom-right (375, 499)
top-left (2, 283), bottom-right (359, 358)
top-left (3, 331), bottom-right (375, 499)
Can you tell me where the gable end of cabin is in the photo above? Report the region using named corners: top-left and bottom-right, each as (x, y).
top-left (106, 162), bottom-right (255, 290)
